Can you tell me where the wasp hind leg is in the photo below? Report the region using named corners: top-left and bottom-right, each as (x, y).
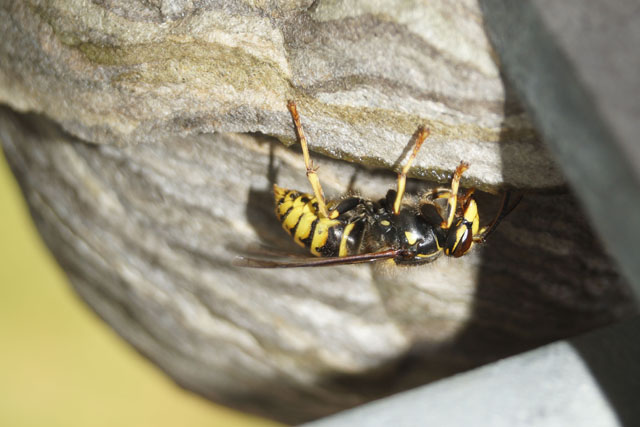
top-left (287, 100), bottom-right (331, 218)
top-left (393, 127), bottom-right (430, 214)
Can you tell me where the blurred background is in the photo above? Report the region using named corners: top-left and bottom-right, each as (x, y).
top-left (0, 150), bottom-right (279, 427)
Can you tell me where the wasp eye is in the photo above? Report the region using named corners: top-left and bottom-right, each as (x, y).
top-left (446, 221), bottom-right (473, 257)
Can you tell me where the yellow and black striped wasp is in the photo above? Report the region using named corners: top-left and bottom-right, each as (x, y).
top-left (237, 101), bottom-right (517, 268)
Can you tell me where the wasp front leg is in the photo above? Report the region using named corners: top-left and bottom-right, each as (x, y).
top-left (422, 161), bottom-right (470, 227)
top-left (441, 161), bottom-right (469, 228)
top-left (432, 162), bottom-right (481, 257)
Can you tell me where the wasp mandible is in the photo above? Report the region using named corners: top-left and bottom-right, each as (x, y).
top-left (237, 101), bottom-right (516, 268)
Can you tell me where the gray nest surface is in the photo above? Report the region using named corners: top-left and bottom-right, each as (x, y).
top-left (0, 1), bottom-right (635, 424)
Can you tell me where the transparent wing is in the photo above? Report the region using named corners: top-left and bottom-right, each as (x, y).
top-left (233, 249), bottom-right (400, 268)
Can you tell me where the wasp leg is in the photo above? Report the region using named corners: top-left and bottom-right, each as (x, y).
top-left (440, 161), bottom-right (469, 228)
top-left (459, 188), bottom-right (475, 209)
top-left (393, 126), bottom-right (430, 215)
top-left (287, 100), bottom-right (330, 218)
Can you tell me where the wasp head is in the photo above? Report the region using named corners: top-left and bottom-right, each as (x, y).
top-left (443, 198), bottom-right (480, 258)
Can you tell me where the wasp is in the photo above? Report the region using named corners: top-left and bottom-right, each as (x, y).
top-left (237, 101), bottom-right (517, 268)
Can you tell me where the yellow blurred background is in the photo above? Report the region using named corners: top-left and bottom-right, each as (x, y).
top-left (0, 149), bottom-right (280, 427)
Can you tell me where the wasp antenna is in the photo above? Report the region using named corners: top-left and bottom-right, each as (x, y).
top-left (476, 191), bottom-right (523, 243)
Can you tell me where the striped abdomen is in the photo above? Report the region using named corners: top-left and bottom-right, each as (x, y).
top-left (273, 185), bottom-right (362, 257)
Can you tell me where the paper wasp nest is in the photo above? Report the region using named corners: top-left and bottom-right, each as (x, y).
top-left (0, 0), bottom-right (635, 423)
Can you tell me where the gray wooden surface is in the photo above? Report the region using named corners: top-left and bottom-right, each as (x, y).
top-left (0, 0), bottom-right (636, 423)
top-left (307, 317), bottom-right (640, 427)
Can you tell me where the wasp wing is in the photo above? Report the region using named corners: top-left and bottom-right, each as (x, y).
top-left (234, 249), bottom-right (400, 268)
top-left (231, 242), bottom-right (312, 259)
